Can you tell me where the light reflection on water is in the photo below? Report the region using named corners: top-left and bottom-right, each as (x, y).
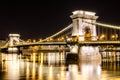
top-left (0, 51), bottom-right (120, 80)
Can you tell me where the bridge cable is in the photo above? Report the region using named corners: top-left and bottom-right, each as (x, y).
top-left (83, 20), bottom-right (120, 30)
top-left (42, 24), bottom-right (73, 42)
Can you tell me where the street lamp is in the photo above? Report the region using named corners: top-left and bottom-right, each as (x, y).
top-left (111, 34), bottom-right (118, 40)
top-left (100, 34), bottom-right (105, 40)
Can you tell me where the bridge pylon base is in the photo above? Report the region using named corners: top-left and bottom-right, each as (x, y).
top-left (79, 46), bottom-right (101, 61)
top-left (8, 47), bottom-right (18, 53)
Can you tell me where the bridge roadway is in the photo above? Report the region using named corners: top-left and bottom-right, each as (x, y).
top-left (12, 41), bottom-right (67, 47)
top-left (1, 40), bottom-right (120, 49)
top-left (11, 40), bottom-right (120, 47)
top-left (78, 40), bottom-right (120, 46)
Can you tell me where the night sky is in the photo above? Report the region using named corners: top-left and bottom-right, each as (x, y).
top-left (0, 0), bottom-right (120, 40)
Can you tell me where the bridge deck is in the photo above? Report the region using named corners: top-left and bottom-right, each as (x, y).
top-left (78, 41), bottom-right (120, 46)
top-left (1, 41), bottom-right (120, 49)
top-left (13, 42), bottom-right (67, 47)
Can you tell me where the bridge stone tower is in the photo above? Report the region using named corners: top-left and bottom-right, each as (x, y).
top-left (9, 34), bottom-right (20, 46)
top-left (70, 10), bottom-right (98, 41)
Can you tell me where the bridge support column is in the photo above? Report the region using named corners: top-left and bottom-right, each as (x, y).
top-left (8, 47), bottom-right (18, 53)
top-left (70, 45), bottom-right (78, 53)
top-left (79, 46), bottom-right (101, 61)
top-left (70, 10), bottom-right (98, 41)
top-left (9, 34), bottom-right (20, 46)
top-left (7, 34), bottom-right (20, 53)
top-left (91, 20), bottom-right (97, 40)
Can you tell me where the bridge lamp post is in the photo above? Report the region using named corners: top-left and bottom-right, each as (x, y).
top-left (111, 35), bottom-right (115, 40)
top-left (61, 37), bottom-right (64, 41)
top-left (50, 38), bottom-right (53, 41)
top-left (46, 39), bottom-right (49, 42)
top-left (39, 38), bottom-right (43, 42)
top-left (100, 34), bottom-right (105, 40)
top-left (70, 36), bottom-right (78, 42)
top-left (111, 34), bottom-right (118, 40)
top-left (26, 39), bottom-right (32, 43)
top-left (59, 38), bottom-right (61, 41)
top-left (33, 39), bottom-right (36, 42)
top-left (46, 38), bottom-right (51, 42)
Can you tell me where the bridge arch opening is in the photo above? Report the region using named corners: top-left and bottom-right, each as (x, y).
top-left (70, 10), bottom-right (98, 41)
top-left (84, 27), bottom-right (91, 41)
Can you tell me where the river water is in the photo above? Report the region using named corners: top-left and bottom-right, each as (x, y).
top-left (0, 51), bottom-right (120, 80)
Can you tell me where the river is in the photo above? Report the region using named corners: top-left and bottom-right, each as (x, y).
top-left (0, 51), bottom-right (120, 80)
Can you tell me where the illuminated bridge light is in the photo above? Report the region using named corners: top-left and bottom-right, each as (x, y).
top-left (78, 41), bottom-right (120, 45)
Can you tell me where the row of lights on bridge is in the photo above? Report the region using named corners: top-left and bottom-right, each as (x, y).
top-left (24, 33), bottom-right (118, 43)
top-left (46, 36), bottom-right (67, 42)
top-left (99, 34), bottom-right (118, 40)
top-left (25, 36), bottom-right (68, 43)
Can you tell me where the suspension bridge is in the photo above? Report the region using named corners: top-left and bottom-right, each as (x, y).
top-left (1, 10), bottom-right (120, 53)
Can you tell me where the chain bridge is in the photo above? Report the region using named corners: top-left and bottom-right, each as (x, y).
top-left (1, 10), bottom-right (120, 57)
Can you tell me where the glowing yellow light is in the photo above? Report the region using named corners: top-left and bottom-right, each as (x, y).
top-left (33, 39), bottom-right (36, 42)
top-left (100, 34), bottom-right (105, 40)
top-left (61, 37), bottom-right (64, 40)
top-left (111, 35), bottom-right (115, 39)
top-left (39, 38), bottom-right (43, 42)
